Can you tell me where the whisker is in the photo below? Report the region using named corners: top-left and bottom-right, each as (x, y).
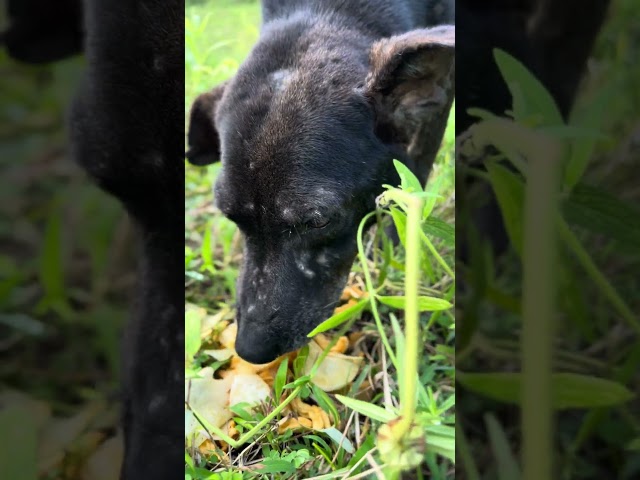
top-left (321, 299), bottom-right (340, 310)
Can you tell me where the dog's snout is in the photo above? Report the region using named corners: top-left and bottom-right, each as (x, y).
top-left (234, 310), bottom-right (283, 364)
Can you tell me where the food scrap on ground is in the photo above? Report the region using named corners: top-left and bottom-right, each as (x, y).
top-left (185, 286), bottom-right (368, 454)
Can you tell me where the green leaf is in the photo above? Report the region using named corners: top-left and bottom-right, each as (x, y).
top-left (421, 173), bottom-right (442, 218)
top-left (494, 49), bottom-right (563, 126)
top-left (389, 207), bottom-right (408, 248)
top-left (486, 162), bottom-right (525, 256)
top-left (565, 83), bottom-right (615, 189)
top-left (321, 427), bottom-right (355, 454)
top-left (388, 313), bottom-right (405, 378)
top-left (259, 459), bottom-right (297, 474)
top-left (422, 216), bottom-right (455, 246)
top-left (0, 313), bottom-right (46, 336)
top-left (334, 395), bottom-right (396, 423)
top-left (274, 357), bottom-right (289, 402)
top-left (229, 403), bottom-right (254, 422)
top-left (293, 345), bottom-right (309, 377)
top-left (312, 383), bottom-right (339, 425)
top-left (424, 425), bottom-right (456, 462)
top-left (438, 393), bottom-right (456, 413)
top-left (627, 438), bottom-right (640, 451)
top-left (40, 203), bottom-right (66, 305)
top-left (185, 452), bottom-right (194, 470)
top-left (185, 308), bottom-right (204, 360)
top-left (562, 183), bottom-right (640, 249)
top-left (539, 125), bottom-right (607, 140)
top-left (376, 295), bottom-right (452, 312)
top-left (200, 220), bottom-right (215, 272)
top-left (393, 159), bottom-right (423, 193)
top-left (283, 375), bottom-right (311, 389)
top-left (303, 434), bottom-right (333, 457)
top-left (458, 372), bottom-right (634, 409)
top-left (467, 107), bottom-right (498, 122)
top-left (485, 413), bottom-right (521, 480)
top-left (347, 433), bottom-right (376, 470)
top-left (307, 298), bottom-right (369, 337)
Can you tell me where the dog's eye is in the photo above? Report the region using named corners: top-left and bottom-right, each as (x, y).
top-left (305, 211), bottom-right (330, 229)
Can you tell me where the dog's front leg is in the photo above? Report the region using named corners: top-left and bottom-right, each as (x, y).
top-left (68, 1), bottom-right (184, 478)
top-left (118, 229), bottom-right (183, 479)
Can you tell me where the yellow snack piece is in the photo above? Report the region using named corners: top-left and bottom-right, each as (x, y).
top-left (198, 439), bottom-right (217, 455)
top-left (313, 333), bottom-right (349, 354)
top-left (340, 285), bottom-right (366, 301)
top-left (330, 336), bottom-right (349, 354)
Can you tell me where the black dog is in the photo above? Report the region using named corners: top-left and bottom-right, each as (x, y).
top-left (187, 0), bottom-right (456, 364)
top-left (69, 1), bottom-right (184, 478)
top-left (4, 1), bottom-right (184, 478)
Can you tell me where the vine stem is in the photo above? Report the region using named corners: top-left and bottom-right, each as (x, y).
top-left (394, 195), bottom-right (424, 440)
top-left (356, 211), bottom-right (397, 366)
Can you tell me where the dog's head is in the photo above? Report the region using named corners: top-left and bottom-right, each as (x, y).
top-left (187, 25), bottom-right (454, 363)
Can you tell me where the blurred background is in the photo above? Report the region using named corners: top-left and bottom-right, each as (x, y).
top-left (1, 7), bottom-right (132, 479)
top-left (456, 0), bottom-right (640, 478)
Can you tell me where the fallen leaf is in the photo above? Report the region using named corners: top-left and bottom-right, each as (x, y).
top-left (202, 348), bottom-right (234, 361)
top-left (200, 306), bottom-right (233, 339)
top-left (185, 367), bottom-right (233, 444)
top-left (218, 323), bottom-right (237, 349)
top-left (38, 401), bottom-right (104, 473)
top-left (186, 314), bottom-right (363, 449)
top-left (303, 340), bottom-right (363, 392)
top-left (81, 433), bottom-right (124, 480)
top-left (228, 373), bottom-right (271, 408)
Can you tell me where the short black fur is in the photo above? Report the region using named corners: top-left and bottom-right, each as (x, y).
top-left (69, 2), bottom-right (184, 478)
top-left (187, 0), bottom-right (455, 364)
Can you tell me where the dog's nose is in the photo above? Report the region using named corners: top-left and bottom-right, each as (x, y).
top-left (234, 319), bottom-right (283, 364)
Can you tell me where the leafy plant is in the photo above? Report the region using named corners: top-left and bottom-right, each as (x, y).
top-left (458, 46), bottom-right (639, 479)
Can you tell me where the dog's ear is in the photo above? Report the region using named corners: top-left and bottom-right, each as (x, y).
top-left (365, 25), bottom-right (455, 158)
top-left (186, 82), bottom-right (227, 166)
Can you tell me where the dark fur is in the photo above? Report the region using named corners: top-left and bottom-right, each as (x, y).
top-left (455, 3), bottom-right (542, 262)
top-left (187, 0), bottom-right (455, 364)
top-left (69, 2), bottom-right (184, 478)
top-left (3, 0), bottom-right (184, 478)
top-left (1, 0), bottom-right (83, 63)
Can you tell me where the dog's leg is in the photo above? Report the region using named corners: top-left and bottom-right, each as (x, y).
top-left (69, 1), bottom-right (183, 478)
top-left (528, 0), bottom-right (612, 118)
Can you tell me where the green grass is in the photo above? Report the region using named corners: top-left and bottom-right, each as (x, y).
top-left (184, 1), bottom-right (456, 478)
